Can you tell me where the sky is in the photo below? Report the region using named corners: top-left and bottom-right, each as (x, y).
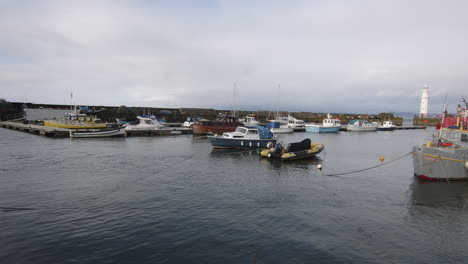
top-left (1, 0), bottom-right (467, 114)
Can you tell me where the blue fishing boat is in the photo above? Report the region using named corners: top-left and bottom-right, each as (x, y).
top-left (305, 113), bottom-right (341, 133)
top-left (208, 126), bottom-right (277, 149)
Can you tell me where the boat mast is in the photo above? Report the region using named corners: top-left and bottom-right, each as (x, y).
top-left (462, 96), bottom-right (468, 129)
top-left (233, 82), bottom-right (237, 118)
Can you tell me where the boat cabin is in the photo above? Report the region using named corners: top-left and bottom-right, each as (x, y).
top-left (221, 126), bottom-right (273, 139)
top-left (63, 113), bottom-right (101, 123)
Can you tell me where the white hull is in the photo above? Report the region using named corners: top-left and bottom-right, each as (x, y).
top-left (125, 125), bottom-right (160, 131)
top-left (271, 127), bottom-right (294, 133)
top-left (70, 128), bottom-right (126, 138)
top-left (347, 126), bottom-right (377, 132)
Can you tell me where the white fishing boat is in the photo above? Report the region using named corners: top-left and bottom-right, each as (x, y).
top-left (182, 116), bottom-right (203, 128)
top-left (70, 127), bottom-right (126, 138)
top-left (413, 99), bottom-right (468, 180)
top-left (305, 113), bottom-right (341, 133)
top-left (267, 120), bottom-right (294, 133)
top-left (347, 119), bottom-right (377, 132)
top-left (239, 116), bottom-right (260, 126)
top-left (377, 120), bottom-right (396, 131)
top-left (125, 115), bottom-right (164, 131)
top-left (279, 115), bottom-right (305, 131)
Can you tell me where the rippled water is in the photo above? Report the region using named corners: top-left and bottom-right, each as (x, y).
top-left (1, 127), bottom-right (467, 263)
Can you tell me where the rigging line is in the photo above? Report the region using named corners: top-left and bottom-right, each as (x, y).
top-left (325, 152), bottom-right (413, 177)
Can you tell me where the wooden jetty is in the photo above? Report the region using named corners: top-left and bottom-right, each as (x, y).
top-left (0, 121), bottom-right (70, 137)
top-left (395, 126), bottom-right (426, 130)
top-left (0, 121), bottom-right (193, 137)
top-left (339, 125), bottom-right (426, 131)
top-left (125, 127), bottom-right (192, 136)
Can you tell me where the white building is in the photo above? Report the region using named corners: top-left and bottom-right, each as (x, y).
top-left (419, 85), bottom-right (429, 118)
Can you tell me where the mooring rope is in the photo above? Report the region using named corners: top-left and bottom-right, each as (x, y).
top-left (325, 151), bottom-right (413, 177)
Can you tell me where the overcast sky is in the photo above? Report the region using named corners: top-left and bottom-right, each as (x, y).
top-left (1, 0), bottom-right (467, 114)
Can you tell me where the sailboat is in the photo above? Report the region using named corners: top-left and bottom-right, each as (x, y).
top-left (267, 87), bottom-right (294, 134)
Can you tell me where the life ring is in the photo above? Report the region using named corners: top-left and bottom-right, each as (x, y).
top-left (439, 142), bottom-right (453, 147)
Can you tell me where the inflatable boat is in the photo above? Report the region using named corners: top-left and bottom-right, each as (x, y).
top-left (260, 138), bottom-right (324, 161)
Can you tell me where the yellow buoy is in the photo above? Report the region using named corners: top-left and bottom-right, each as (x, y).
top-left (380, 156), bottom-right (385, 161)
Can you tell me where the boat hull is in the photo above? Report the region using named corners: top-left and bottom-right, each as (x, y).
top-left (270, 127), bottom-right (294, 133)
top-left (305, 125), bottom-right (340, 133)
top-left (347, 126), bottom-right (377, 132)
top-left (70, 128), bottom-right (126, 138)
top-left (377, 127), bottom-right (396, 131)
top-left (44, 120), bottom-right (107, 129)
top-left (412, 145), bottom-right (468, 180)
top-left (209, 137), bottom-right (276, 149)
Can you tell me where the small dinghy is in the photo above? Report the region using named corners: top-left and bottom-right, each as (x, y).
top-left (260, 138), bottom-right (324, 161)
top-left (70, 127), bottom-right (126, 138)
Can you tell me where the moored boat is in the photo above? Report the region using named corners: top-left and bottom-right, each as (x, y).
top-left (267, 121), bottom-right (294, 134)
top-left (260, 138), bottom-right (324, 161)
top-left (182, 116), bottom-right (204, 128)
top-left (70, 127), bottom-right (126, 138)
top-left (125, 115), bottom-right (164, 131)
top-left (347, 119), bottom-right (377, 132)
top-left (305, 113), bottom-right (341, 133)
top-left (239, 116), bottom-right (260, 126)
top-left (413, 100), bottom-right (468, 180)
top-left (44, 112), bottom-right (108, 129)
top-left (208, 126), bottom-right (277, 149)
top-left (280, 115), bottom-right (305, 131)
top-left (193, 114), bottom-right (243, 135)
top-left (377, 120), bottom-right (396, 131)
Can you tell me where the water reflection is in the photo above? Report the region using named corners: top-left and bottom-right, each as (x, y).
top-left (408, 178), bottom-right (468, 208)
top-left (259, 156), bottom-right (323, 172)
top-left (209, 148), bottom-right (261, 157)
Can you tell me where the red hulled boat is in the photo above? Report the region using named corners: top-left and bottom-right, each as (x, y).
top-left (192, 115), bottom-right (244, 135)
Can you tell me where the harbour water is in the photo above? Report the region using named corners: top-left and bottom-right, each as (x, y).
top-left (1, 127), bottom-right (467, 263)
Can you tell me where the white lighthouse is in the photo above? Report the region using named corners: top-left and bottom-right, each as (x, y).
top-left (419, 85), bottom-right (429, 118)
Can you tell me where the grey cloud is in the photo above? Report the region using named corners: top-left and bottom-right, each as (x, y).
top-left (1, 0), bottom-right (467, 114)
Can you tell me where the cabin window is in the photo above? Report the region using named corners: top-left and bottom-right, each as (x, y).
top-left (87, 117), bottom-right (93, 122)
top-left (235, 128), bottom-right (247, 134)
top-left (144, 120), bottom-right (153, 125)
top-left (461, 134), bottom-right (467, 143)
top-left (248, 130), bottom-right (258, 134)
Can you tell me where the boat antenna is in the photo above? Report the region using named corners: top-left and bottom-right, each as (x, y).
top-left (233, 82), bottom-right (237, 118)
top-left (438, 95), bottom-right (448, 141)
top-left (70, 90), bottom-right (73, 111)
top-left (461, 96), bottom-right (468, 129)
